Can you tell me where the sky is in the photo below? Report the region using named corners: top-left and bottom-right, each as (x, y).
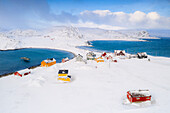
top-left (0, 0), bottom-right (170, 30)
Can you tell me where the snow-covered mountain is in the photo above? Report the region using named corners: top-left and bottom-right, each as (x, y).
top-left (7, 29), bottom-right (41, 37)
top-left (0, 34), bottom-right (20, 50)
top-left (0, 26), bottom-right (154, 50)
top-left (78, 27), bottom-right (152, 40)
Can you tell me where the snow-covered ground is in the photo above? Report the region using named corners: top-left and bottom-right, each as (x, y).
top-left (0, 26), bottom-right (170, 113)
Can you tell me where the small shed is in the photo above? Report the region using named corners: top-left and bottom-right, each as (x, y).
top-left (107, 55), bottom-right (113, 60)
top-left (76, 54), bottom-right (84, 62)
top-left (14, 69), bottom-right (31, 77)
top-left (41, 58), bottom-right (56, 67)
top-left (128, 54), bottom-right (138, 59)
top-left (95, 57), bottom-right (104, 63)
top-left (114, 50), bottom-right (125, 56)
top-left (127, 90), bottom-right (151, 102)
top-left (86, 52), bottom-right (96, 60)
top-left (62, 57), bottom-right (69, 63)
top-left (112, 59), bottom-right (117, 62)
top-left (137, 52), bottom-right (148, 59)
top-left (101, 52), bottom-right (107, 57)
top-left (58, 70), bottom-right (71, 82)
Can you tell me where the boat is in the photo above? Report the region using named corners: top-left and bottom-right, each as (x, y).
top-left (21, 57), bottom-right (30, 62)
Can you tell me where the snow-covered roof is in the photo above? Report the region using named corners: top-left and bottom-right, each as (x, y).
top-left (44, 58), bottom-right (56, 63)
top-left (128, 90), bottom-right (151, 97)
top-left (17, 69), bottom-right (31, 74)
top-left (137, 52), bottom-right (147, 56)
top-left (58, 70), bottom-right (68, 74)
top-left (114, 50), bottom-right (125, 53)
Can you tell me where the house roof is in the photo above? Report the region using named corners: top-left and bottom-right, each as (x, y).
top-left (96, 57), bottom-right (104, 60)
top-left (17, 69), bottom-right (30, 74)
top-left (58, 70), bottom-right (68, 74)
top-left (44, 58), bottom-right (56, 63)
top-left (128, 90), bottom-right (151, 97)
top-left (77, 54), bottom-right (83, 58)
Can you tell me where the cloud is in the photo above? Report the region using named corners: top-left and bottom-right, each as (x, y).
top-left (79, 10), bottom-right (170, 29)
top-left (0, 0), bottom-right (169, 30)
top-left (73, 21), bottom-right (125, 30)
top-left (147, 12), bottom-right (160, 20)
top-left (129, 11), bottom-right (146, 23)
top-left (0, 0), bottom-right (77, 29)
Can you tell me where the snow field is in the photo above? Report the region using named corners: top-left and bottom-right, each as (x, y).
top-left (1, 55), bottom-right (170, 113)
top-left (0, 26), bottom-right (170, 113)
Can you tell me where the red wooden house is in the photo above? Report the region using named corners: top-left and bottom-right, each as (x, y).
top-left (14, 69), bottom-right (31, 77)
top-left (127, 90), bottom-right (151, 102)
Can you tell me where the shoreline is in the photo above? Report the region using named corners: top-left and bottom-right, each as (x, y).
top-left (87, 37), bottom-right (160, 42)
top-left (77, 45), bottom-right (170, 59)
top-left (88, 38), bottom-right (146, 42)
top-left (0, 47), bottom-right (76, 78)
top-left (1, 37), bottom-right (169, 77)
top-left (87, 36), bottom-right (160, 42)
top-left (78, 39), bottom-right (170, 59)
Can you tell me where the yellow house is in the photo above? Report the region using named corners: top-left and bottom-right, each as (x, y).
top-left (58, 77), bottom-right (71, 82)
top-left (95, 57), bottom-right (104, 63)
top-left (58, 70), bottom-right (71, 82)
top-left (41, 58), bottom-right (56, 67)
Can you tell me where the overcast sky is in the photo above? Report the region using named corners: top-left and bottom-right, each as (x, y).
top-left (0, 0), bottom-right (170, 30)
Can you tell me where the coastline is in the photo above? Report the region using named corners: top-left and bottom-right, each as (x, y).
top-left (0, 36), bottom-right (169, 78)
top-left (0, 47), bottom-right (76, 78)
top-left (78, 38), bottom-right (170, 59)
top-left (87, 36), bottom-right (160, 42)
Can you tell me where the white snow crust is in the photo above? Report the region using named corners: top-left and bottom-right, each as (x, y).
top-left (0, 26), bottom-right (170, 113)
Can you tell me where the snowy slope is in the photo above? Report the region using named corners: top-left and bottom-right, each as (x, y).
top-left (0, 26), bottom-right (170, 113)
top-left (0, 33), bottom-right (20, 50)
top-left (0, 55), bottom-right (170, 113)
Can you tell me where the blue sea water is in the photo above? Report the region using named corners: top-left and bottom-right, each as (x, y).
top-left (0, 48), bottom-right (74, 76)
top-left (79, 37), bottom-right (170, 58)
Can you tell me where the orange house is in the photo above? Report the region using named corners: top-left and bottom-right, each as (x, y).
top-left (41, 58), bottom-right (56, 67)
top-left (95, 57), bottom-right (104, 63)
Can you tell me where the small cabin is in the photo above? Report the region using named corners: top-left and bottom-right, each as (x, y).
top-left (106, 55), bottom-right (113, 60)
top-left (128, 54), bottom-right (138, 59)
top-left (86, 52), bottom-right (96, 60)
top-left (101, 52), bottom-right (107, 57)
top-left (58, 70), bottom-right (71, 82)
top-left (14, 69), bottom-right (31, 77)
top-left (62, 57), bottom-right (69, 63)
top-left (127, 90), bottom-right (151, 102)
top-left (41, 58), bottom-right (56, 67)
top-left (137, 52), bottom-right (148, 59)
top-left (114, 50), bottom-right (125, 56)
top-left (95, 57), bottom-right (104, 63)
top-left (76, 54), bottom-right (83, 61)
top-left (112, 59), bottom-right (117, 62)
